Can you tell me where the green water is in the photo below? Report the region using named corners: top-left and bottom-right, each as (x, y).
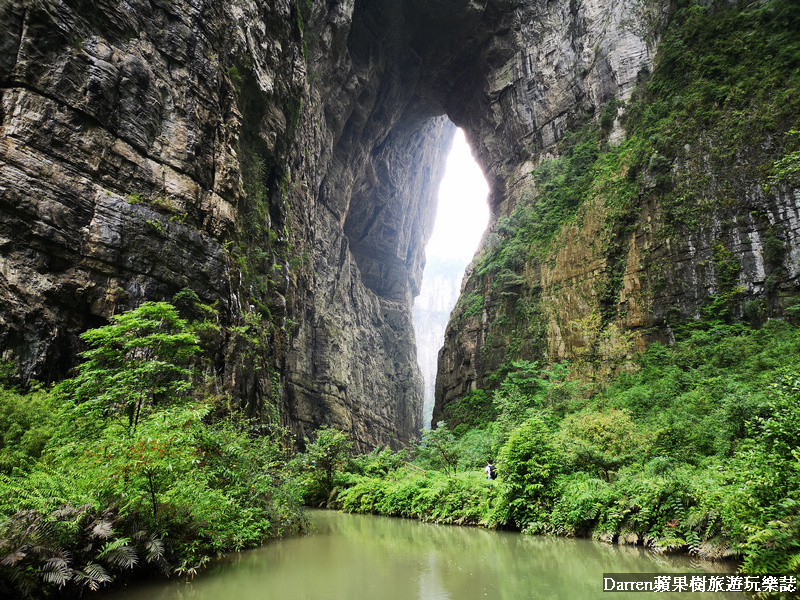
top-left (99, 510), bottom-right (743, 599)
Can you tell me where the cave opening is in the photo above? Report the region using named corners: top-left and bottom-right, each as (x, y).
top-left (413, 126), bottom-right (490, 429)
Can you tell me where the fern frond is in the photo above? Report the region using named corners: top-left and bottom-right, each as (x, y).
top-left (143, 534), bottom-right (165, 563)
top-left (0, 549), bottom-right (27, 566)
top-left (73, 562), bottom-right (112, 591)
top-left (49, 505), bottom-right (78, 521)
top-left (90, 519), bottom-right (114, 540)
top-left (41, 557), bottom-right (72, 588)
top-left (99, 538), bottom-right (138, 569)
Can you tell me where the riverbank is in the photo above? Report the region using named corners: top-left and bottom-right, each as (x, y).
top-left (0, 303), bottom-right (308, 599)
top-left (96, 509), bottom-right (746, 600)
top-left (302, 320), bottom-right (800, 582)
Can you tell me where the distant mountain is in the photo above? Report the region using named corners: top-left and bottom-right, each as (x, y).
top-left (413, 255), bottom-right (473, 428)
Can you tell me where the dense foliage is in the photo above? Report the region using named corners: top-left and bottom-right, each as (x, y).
top-left (2, 0), bottom-right (799, 597)
top-left (0, 303), bottom-right (306, 599)
top-left (310, 4), bottom-right (800, 589)
top-left (313, 321), bottom-right (800, 587)
top-left (450, 0), bottom-right (800, 374)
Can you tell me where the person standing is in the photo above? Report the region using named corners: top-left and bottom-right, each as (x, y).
top-left (484, 461), bottom-right (494, 480)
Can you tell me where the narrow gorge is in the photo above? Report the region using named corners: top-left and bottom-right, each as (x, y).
top-left (2, 0), bottom-right (799, 452)
top-left (2, 1), bottom-right (800, 594)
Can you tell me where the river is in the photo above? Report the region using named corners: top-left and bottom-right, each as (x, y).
top-left (98, 509), bottom-right (744, 599)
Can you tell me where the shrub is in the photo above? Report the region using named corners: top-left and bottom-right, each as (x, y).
top-left (0, 386), bottom-right (57, 474)
top-left (0, 304), bottom-right (305, 598)
top-left (299, 426), bottom-right (352, 503)
top-left (495, 417), bottom-right (561, 530)
top-left (416, 422), bottom-right (459, 476)
top-left (555, 409), bottom-right (652, 479)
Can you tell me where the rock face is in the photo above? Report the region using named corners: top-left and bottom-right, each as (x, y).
top-left (0, 0), bottom-right (464, 451)
top-left (433, 0), bottom-right (800, 419)
top-left (0, 0), bottom-right (241, 382)
top-left (2, 0), bottom-right (798, 448)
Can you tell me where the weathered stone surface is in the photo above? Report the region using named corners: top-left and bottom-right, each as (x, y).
top-left (3, 0), bottom-right (797, 451)
top-left (433, 1), bottom-right (800, 420)
top-left (0, 0), bottom-right (458, 450)
top-left (0, 0), bottom-right (240, 382)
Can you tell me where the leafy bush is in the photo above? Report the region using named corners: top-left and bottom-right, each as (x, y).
top-left (555, 409), bottom-right (652, 479)
top-left (443, 389), bottom-right (496, 435)
top-left (495, 417), bottom-right (561, 531)
top-left (0, 386), bottom-right (57, 474)
top-left (350, 446), bottom-right (409, 478)
top-left (336, 470), bottom-right (498, 527)
top-left (453, 427), bottom-right (495, 473)
top-left (734, 370), bottom-right (800, 574)
top-left (296, 426), bottom-right (353, 503)
top-left (415, 422), bottom-right (459, 476)
top-left (0, 303), bottom-right (306, 598)
top-left (491, 360), bottom-right (574, 442)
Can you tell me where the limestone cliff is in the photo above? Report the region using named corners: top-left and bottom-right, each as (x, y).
top-left (2, 0), bottom-right (798, 449)
top-left (0, 0), bottom-right (458, 450)
top-left (434, 0), bottom-right (800, 421)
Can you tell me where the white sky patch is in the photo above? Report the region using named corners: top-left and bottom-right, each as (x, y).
top-left (425, 128), bottom-right (490, 261)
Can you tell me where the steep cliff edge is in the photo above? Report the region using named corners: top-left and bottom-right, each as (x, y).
top-left (434, 0), bottom-right (800, 423)
top-left (0, 0), bottom-right (461, 449)
top-left (0, 0), bottom-right (526, 450)
top-left (2, 0), bottom-right (797, 449)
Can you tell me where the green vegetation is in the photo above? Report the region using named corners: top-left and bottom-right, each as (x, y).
top-left (765, 130), bottom-right (800, 190)
top-left (295, 426), bottom-right (353, 503)
top-left (0, 303), bottom-right (305, 598)
top-left (303, 3), bottom-right (800, 586)
top-left (2, 0), bottom-right (799, 596)
top-left (310, 320), bottom-right (800, 582)
top-left (624, 0), bottom-right (800, 233)
top-left (454, 0), bottom-right (800, 374)
top-left (415, 423), bottom-right (460, 476)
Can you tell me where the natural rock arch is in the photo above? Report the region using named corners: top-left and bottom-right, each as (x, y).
top-left (10, 0), bottom-right (794, 452)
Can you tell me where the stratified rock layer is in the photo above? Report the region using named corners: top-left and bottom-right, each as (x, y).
top-left (2, 0), bottom-right (798, 448)
top-left (433, 0), bottom-right (800, 420)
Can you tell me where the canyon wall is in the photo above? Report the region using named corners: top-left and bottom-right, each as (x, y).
top-left (2, 0), bottom-right (798, 447)
top-left (0, 0), bottom-right (461, 450)
top-left (433, 0), bottom-right (800, 420)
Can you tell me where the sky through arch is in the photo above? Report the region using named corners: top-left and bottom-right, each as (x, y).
top-left (413, 127), bottom-right (490, 427)
top-left (425, 128), bottom-right (490, 261)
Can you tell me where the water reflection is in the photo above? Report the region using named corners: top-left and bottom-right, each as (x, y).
top-left (99, 510), bottom-right (743, 600)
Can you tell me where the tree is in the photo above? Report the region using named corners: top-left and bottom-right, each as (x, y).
top-left (63, 302), bottom-right (200, 434)
top-left (418, 422), bottom-right (459, 476)
top-left (554, 409), bottom-right (652, 480)
top-left (305, 426), bottom-right (352, 493)
top-left (496, 417), bottom-right (561, 529)
top-left (492, 360), bottom-right (574, 443)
